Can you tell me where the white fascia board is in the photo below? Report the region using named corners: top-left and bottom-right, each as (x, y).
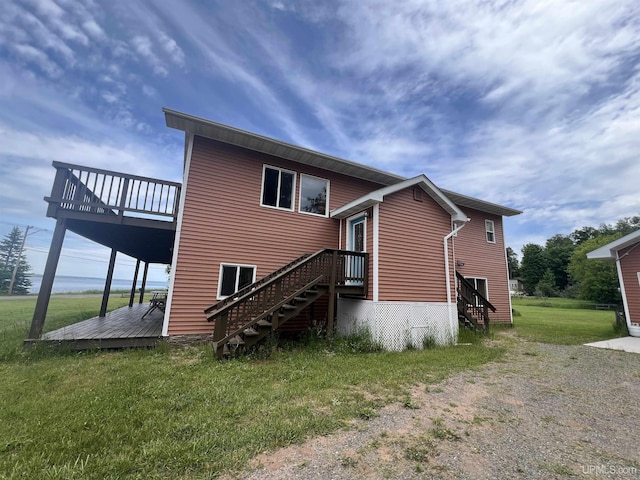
top-left (331, 175), bottom-right (468, 223)
top-left (587, 229), bottom-right (640, 260)
top-left (330, 193), bottom-right (384, 219)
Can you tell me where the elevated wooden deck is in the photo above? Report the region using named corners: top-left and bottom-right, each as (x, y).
top-left (26, 303), bottom-right (163, 350)
top-left (28, 162), bottom-right (182, 344)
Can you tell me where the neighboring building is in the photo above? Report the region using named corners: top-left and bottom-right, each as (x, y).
top-left (28, 108), bottom-right (521, 355)
top-left (587, 230), bottom-right (640, 337)
top-left (509, 278), bottom-right (524, 295)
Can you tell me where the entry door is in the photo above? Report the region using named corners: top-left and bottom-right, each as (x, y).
top-left (348, 216), bottom-right (366, 283)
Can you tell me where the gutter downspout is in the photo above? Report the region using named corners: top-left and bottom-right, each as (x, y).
top-left (444, 220), bottom-right (468, 341)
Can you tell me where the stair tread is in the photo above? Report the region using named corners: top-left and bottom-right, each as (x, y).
top-left (257, 319), bottom-right (272, 327)
top-left (228, 335), bottom-right (245, 346)
top-left (244, 327), bottom-right (259, 336)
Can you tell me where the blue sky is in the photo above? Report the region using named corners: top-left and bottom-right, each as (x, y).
top-left (1, 0), bottom-right (639, 282)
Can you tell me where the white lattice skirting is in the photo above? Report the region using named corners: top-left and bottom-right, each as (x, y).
top-left (337, 298), bottom-right (458, 351)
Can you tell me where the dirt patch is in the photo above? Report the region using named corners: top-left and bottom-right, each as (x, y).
top-left (224, 335), bottom-right (640, 479)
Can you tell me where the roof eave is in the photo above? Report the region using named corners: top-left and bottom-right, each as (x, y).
top-left (163, 107), bottom-right (405, 186)
top-left (587, 229), bottom-right (640, 260)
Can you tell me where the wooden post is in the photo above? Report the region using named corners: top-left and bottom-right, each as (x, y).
top-left (213, 312), bottom-right (228, 359)
top-left (327, 250), bottom-right (338, 338)
top-left (100, 248), bottom-right (117, 317)
top-left (139, 262), bottom-right (149, 303)
top-left (118, 177), bottom-right (130, 220)
top-left (28, 218), bottom-right (66, 339)
top-left (129, 259), bottom-right (140, 307)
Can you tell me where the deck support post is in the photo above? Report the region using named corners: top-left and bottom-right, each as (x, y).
top-left (100, 248), bottom-right (117, 317)
top-left (327, 250), bottom-right (338, 338)
top-left (139, 262), bottom-right (149, 304)
top-left (28, 218), bottom-right (66, 339)
top-left (129, 259), bottom-right (141, 307)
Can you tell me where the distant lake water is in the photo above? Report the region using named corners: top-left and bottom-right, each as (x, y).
top-left (28, 275), bottom-right (168, 294)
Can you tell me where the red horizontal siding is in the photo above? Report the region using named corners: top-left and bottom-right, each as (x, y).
top-left (378, 188), bottom-right (452, 302)
top-left (168, 137), bottom-right (382, 335)
top-left (620, 244), bottom-right (640, 325)
top-left (453, 208), bottom-right (512, 324)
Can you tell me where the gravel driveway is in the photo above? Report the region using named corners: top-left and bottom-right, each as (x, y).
top-left (227, 333), bottom-right (640, 479)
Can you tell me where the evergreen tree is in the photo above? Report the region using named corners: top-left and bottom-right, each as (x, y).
top-left (0, 227), bottom-right (32, 295)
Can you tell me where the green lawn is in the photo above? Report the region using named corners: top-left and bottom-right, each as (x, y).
top-left (511, 297), bottom-right (621, 344)
top-left (0, 297), bottom-right (503, 480)
top-left (0, 295), bottom-right (623, 479)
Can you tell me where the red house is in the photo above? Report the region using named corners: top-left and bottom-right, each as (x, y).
top-left (28, 109), bottom-right (521, 354)
top-left (587, 230), bottom-right (640, 338)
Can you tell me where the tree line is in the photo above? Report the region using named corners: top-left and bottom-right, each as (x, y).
top-left (508, 216), bottom-right (640, 304)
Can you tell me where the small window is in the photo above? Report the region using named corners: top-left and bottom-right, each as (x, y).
top-left (218, 264), bottom-right (256, 299)
top-left (261, 166), bottom-right (295, 210)
top-left (299, 174), bottom-right (329, 216)
top-left (485, 220), bottom-right (496, 243)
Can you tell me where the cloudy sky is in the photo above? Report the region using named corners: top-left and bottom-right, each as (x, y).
top-left (1, 0), bottom-right (639, 283)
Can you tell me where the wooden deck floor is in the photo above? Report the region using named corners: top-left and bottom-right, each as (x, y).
top-left (29, 303), bottom-right (164, 350)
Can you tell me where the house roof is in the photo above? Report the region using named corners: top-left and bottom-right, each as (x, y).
top-left (164, 108), bottom-right (404, 186)
top-left (587, 229), bottom-right (640, 260)
top-left (440, 189), bottom-right (522, 217)
top-left (163, 107), bottom-right (522, 218)
top-left (330, 175), bottom-right (469, 223)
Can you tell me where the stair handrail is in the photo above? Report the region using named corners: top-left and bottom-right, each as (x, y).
top-left (211, 276), bottom-right (324, 353)
top-left (455, 271), bottom-right (496, 312)
top-left (203, 252), bottom-right (312, 315)
top-left (205, 249), bottom-right (367, 346)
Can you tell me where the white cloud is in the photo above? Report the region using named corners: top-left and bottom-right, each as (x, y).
top-left (131, 35), bottom-right (168, 76)
top-left (12, 44), bottom-right (62, 77)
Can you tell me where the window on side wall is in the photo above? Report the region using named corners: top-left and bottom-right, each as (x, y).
top-left (261, 165), bottom-right (295, 211)
top-left (299, 174), bottom-right (329, 216)
top-left (485, 220), bottom-right (496, 243)
top-left (218, 264), bottom-right (256, 299)
top-left (465, 277), bottom-right (488, 306)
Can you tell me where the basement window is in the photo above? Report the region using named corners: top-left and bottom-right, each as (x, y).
top-left (218, 264), bottom-right (256, 299)
top-left (261, 165), bottom-right (295, 211)
top-left (485, 220), bottom-right (496, 243)
top-left (299, 174), bottom-right (329, 216)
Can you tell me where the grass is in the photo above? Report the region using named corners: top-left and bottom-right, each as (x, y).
top-left (0, 294), bottom-right (623, 478)
top-left (0, 296), bottom-right (504, 480)
top-left (511, 297), bottom-right (620, 345)
top-left (511, 296), bottom-right (597, 310)
top-left (0, 296), bottom-right (131, 361)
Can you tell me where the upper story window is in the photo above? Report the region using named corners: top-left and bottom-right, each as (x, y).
top-left (299, 174), bottom-right (329, 217)
top-left (485, 220), bottom-right (496, 243)
top-left (261, 166), bottom-right (295, 211)
top-left (218, 264), bottom-right (256, 299)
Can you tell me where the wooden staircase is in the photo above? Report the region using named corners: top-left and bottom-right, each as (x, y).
top-left (204, 249), bottom-right (368, 358)
top-left (456, 271), bottom-right (496, 332)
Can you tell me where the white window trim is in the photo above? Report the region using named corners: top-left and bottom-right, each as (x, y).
top-left (465, 276), bottom-right (489, 305)
top-left (298, 173), bottom-right (330, 217)
top-left (217, 263), bottom-right (257, 300)
top-left (260, 164), bottom-right (296, 212)
top-left (485, 220), bottom-right (496, 244)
